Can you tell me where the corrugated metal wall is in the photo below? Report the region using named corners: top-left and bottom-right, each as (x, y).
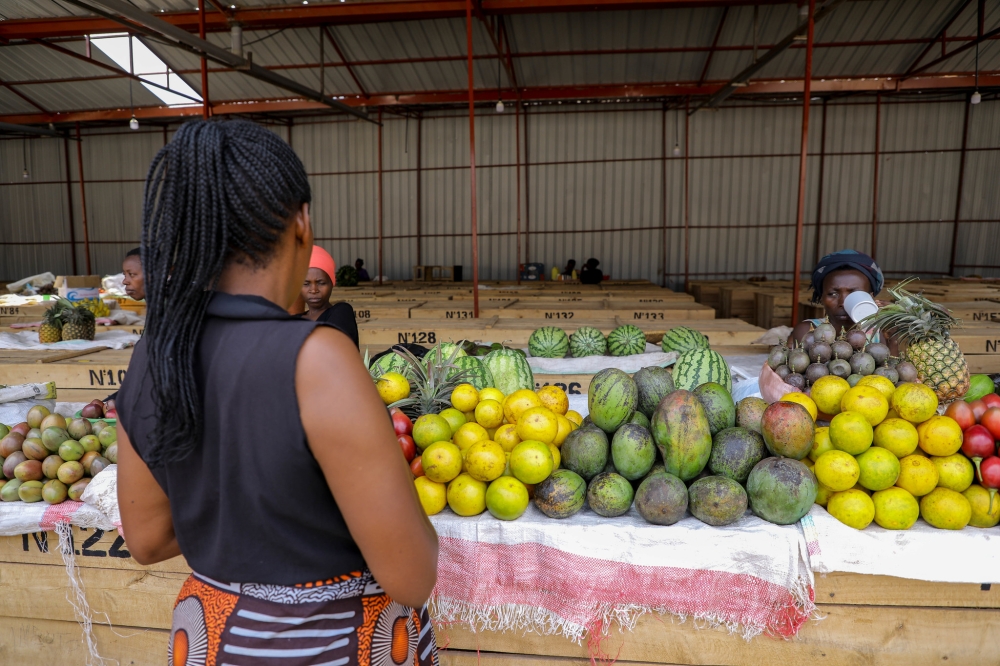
top-left (2, 97), bottom-right (998, 284)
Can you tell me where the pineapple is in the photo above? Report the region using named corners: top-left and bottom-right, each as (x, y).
top-left (385, 344), bottom-right (472, 418)
top-left (38, 306), bottom-right (63, 344)
top-left (859, 279), bottom-right (970, 402)
top-left (60, 302), bottom-right (97, 341)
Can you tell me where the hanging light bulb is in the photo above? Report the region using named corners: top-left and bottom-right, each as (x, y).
top-left (672, 142), bottom-right (681, 157)
top-left (22, 168), bottom-right (29, 180)
top-left (971, 91), bottom-right (982, 105)
top-left (496, 99), bottom-right (505, 113)
top-left (130, 116), bottom-right (140, 130)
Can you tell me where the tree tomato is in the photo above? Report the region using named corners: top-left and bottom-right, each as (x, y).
top-left (981, 407), bottom-right (1000, 442)
top-left (982, 394), bottom-right (1000, 410)
top-left (390, 408), bottom-right (413, 436)
top-left (397, 434), bottom-right (416, 462)
top-left (945, 400), bottom-right (976, 431)
top-left (970, 399), bottom-right (988, 422)
top-left (410, 455), bottom-right (424, 477)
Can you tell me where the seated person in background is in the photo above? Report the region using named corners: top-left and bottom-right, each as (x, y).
top-left (302, 246), bottom-right (359, 348)
top-left (122, 247), bottom-right (145, 301)
top-left (561, 259), bottom-right (577, 277)
top-left (580, 258), bottom-right (604, 285)
top-left (788, 249), bottom-right (898, 354)
top-left (356, 258), bottom-right (371, 282)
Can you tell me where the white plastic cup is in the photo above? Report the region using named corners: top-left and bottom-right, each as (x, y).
top-left (844, 291), bottom-right (878, 323)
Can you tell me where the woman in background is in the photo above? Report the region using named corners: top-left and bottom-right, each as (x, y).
top-left (116, 119), bottom-right (438, 666)
top-left (303, 245), bottom-right (359, 348)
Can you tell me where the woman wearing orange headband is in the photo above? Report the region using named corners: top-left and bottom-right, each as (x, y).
top-left (299, 245), bottom-right (359, 348)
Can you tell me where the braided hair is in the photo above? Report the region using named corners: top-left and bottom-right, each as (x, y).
top-left (140, 119), bottom-right (311, 467)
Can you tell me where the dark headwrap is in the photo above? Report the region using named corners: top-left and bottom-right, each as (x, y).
top-left (811, 250), bottom-right (884, 303)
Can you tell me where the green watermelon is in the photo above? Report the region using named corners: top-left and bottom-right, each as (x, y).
top-left (588, 368), bottom-right (637, 434)
top-left (673, 349), bottom-right (732, 393)
top-left (371, 351), bottom-right (410, 378)
top-left (483, 348), bottom-right (534, 395)
top-left (661, 326), bottom-right (710, 354)
top-left (432, 342), bottom-right (467, 359)
top-left (569, 326), bottom-right (607, 357)
top-left (448, 356), bottom-right (494, 390)
top-left (607, 325), bottom-right (646, 357)
top-left (528, 327), bottom-right (569, 358)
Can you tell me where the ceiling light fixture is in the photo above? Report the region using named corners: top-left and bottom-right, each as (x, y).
top-left (496, 99), bottom-right (504, 113)
top-left (130, 116), bottom-right (140, 130)
top-left (972, 32), bottom-right (982, 105)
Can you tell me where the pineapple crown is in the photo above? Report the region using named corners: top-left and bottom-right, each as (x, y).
top-left (380, 343), bottom-right (472, 418)
top-left (857, 278), bottom-right (960, 346)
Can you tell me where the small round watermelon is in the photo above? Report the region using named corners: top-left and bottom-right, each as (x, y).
top-left (673, 349), bottom-right (732, 393)
top-left (608, 325), bottom-right (646, 357)
top-left (661, 326), bottom-right (710, 354)
top-left (569, 327), bottom-right (607, 357)
top-left (528, 327), bottom-right (569, 358)
top-left (588, 368), bottom-right (638, 433)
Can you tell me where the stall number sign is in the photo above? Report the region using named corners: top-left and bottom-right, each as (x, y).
top-left (355, 310), bottom-right (372, 320)
top-left (632, 311), bottom-right (666, 320)
top-left (638, 299), bottom-right (665, 303)
top-left (971, 310), bottom-right (1000, 322)
top-left (397, 331), bottom-right (438, 344)
top-left (89, 368), bottom-right (128, 387)
top-left (544, 312), bottom-right (575, 319)
top-left (535, 380), bottom-right (582, 395)
top-left (21, 527), bottom-right (130, 559)
top-left (445, 310), bottom-right (474, 319)
top-left (0, 306), bottom-right (23, 315)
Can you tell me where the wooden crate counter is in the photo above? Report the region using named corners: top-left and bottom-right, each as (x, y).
top-left (1, 528), bottom-right (997, 666)
top-left (453, 301), bottom-right (715, 321)
top-left (0, 349), bottom-right (132, 402)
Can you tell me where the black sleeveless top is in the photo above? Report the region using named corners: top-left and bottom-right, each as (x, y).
top-left (117, 292), bottom-right (365, 585)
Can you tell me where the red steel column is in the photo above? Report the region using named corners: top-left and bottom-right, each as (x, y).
top-left (683, 98), bottom-right (690, 291)
top-left (199, 0), bottom-right (209, 119)
top-left (74, 123), bottom-right (92, 274)
top-left (62, 135), bottom-right (78, 274)
top-left (661, 103), bottom-right (668, 287)
top-left (871, 92), bottom-right (881, 260)
top-left (416, 114), bottom-right (422, 267)
top-left (949, 95), bottom-right (971, 275)
top-left (378, 107), bottom-right (384, 286)
top-left (523, 105), bottom-right (530, 265)
top-left (813, 99), bottom-right (827, 265)
top-left (790, 0), bottom-right (815, 327)
top-left (467, 0), bottom-right (480, 317)
top-left (515, 99), bottom-right (523, 284)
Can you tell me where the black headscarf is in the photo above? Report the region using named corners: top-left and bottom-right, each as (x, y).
top-left (811, 250), bottom-right (884, 303)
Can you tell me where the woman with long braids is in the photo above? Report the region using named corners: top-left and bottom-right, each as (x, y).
top-left (115, 120), bottom-right (439, 666)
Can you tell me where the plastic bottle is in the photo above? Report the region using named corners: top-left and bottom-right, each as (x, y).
top-left (551, 266), bottom-right (560, 281)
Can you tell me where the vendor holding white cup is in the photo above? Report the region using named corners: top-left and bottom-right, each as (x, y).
top-left (788, 249), bottom-right (899, 355)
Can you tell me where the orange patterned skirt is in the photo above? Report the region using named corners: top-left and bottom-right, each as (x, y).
top-left (168, 570), bottom-right (438, 666)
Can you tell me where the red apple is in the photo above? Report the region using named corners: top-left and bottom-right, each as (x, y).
top-left (945, 401), bottom-right (977, 431)
top-left (981, 407), bottom-right (1000, 442)
top-left (410, 456), bottom-right (424, 478)
top-left (979, 456), bottom-right (1000, 513)
top-left (963, 425), bottom-right (996, 482)
top-left (397, 434), bottom-right (416, 462)
top-left (390, 408), bottom-right (413, 436)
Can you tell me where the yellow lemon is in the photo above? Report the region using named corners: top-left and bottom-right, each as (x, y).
top-left (485, 476), bottom-right (530, 520)
top-left (453, 422), bottom-right (489, 452)
top-left (916, 415), bottom-right (963, 456)
top-left (814, 450), bottom-right (860, 492)
top-left (919, 487), bottom-right (972, 530)
top-left (856, 446), bottom-right (901, 491)
top-left (536, 385), bottom-right (569, 415)
top-left (509, 440), bottom-right (554, 485)
top-left (376, 372), bottom-right (411, 405)
top-left (963, 485), bottom-right (1000, 528)
top-left (474, 399), bottom-right (505, 429)
top-left (421, 441), bottom-right (463, 483)
top-left (516, 406), bottom-right (559, 444)
top-left (413, 477), bottom-right (447, 515)
top-left (857, 375), bottom-right (897, 402)
top-left (810, 376), bottom-right (850, 417)
top-left (565, 410), bottom-right (584, 427)
top-left (446, 473), bottom-right (487, 516)
top-left (815, 482), bottom-right (836, 507)
top-left (840, 386), bottom-right (889, 426)
top-left (896, 454), bottom-right (939, 497)
top-left (552, 414), bottom-right (574, 447)
top-left (412, 414), bottom-right (453, 450)
top-left (809, 427), bottom-right (835, 462)
top-left (873, 418), bottom-right (919, 458)
top-left (891, 383), bottom-right (939, 424)
top-left (827, 489), bottom-right (875, 530)
top-left (872, 487), bottom-right (919, 530)
top-left (450, 384), bottom-right (480, 412)
top-left (464, 440), bottom-right (507, 482)
top-left (494, 424), bottom-right (521, 453)
top-left (548, 442), bottom-right (561, 470)
top-left (781, 392), bottom-right (818, 421)
top-left (479, 387), bottom-right (505, 404)
top-left (438, 408), bottom-right (467, 435)
top-left (932, 454), bottom-right (974, 493)
top-left (503, 389), bottom-right (542, 424)
top-left (829, 411), bottom-right (874, 455)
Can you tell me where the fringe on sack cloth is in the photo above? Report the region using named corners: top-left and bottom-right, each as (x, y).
top-left (56, 521), bottom-right (113, 666)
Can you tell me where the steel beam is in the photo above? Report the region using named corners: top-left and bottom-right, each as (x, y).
top-left (693, 0), bottom-right (844, 113)
top-left (698, 7), bottom-right (728, 86)
top-left (0, 77), bottom-right (49, 114)
top-left (813, 99), bottom-right (827, 265)
top-left (63, 0), bottom-right (373, 122)
top-left (0, 121), bottom-right (62, 137)
top-left (871, 92), bottom-right (881, 260)
top-left (949, 94), bottom-right (971, 275)
top-left (62, 136), bottom-right (79, 274)
top-left (683, 97), bottom-right (690, 291)
top-left (74, 123), bottom-right (92, 274)
top-left (199, 0), bottom-right (210, 119)
top-left (322, 26), bottom-right (369, 98)
top-left (378, 107), bottom-right (384, 285)
top-left (467, 0), bottom-right (480, 317)
top-left (906, 23), bottom-right (1000, 78)
top-left (902, 0), bottom-right (973, 76)
top-left (790, 0), bottom-right (815, 328)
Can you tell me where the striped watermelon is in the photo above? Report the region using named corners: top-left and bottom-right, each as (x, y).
top-left (661, 326), bottom-right (709, 354)
top-left (588, 368), bottom-right (638, 433)
top-left (569, 327), bottom-right (607, 357)
top-left (607, 325), bottom-right (646, 357)
top-left (432, 342), bottom-right (467, 359)
top-left (528, 327), bottom-right (570, 358)
top-left (371, 351), bottom-right (411, 378)
top-left (672, 349), bottom-right (732, 393)
top-left (449, 355), bottom-right (495, 390)
top-left (483, 348), bottom-right (534, 395)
